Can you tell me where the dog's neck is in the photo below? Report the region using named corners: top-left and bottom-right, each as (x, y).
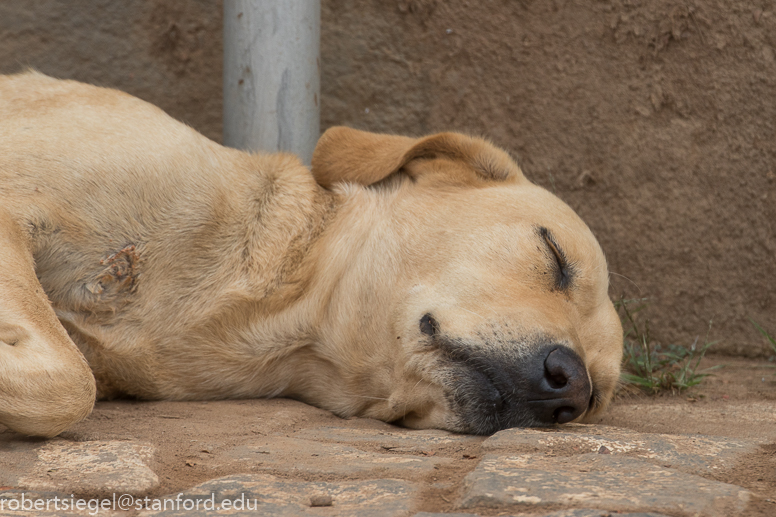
top-left (221, 181), bottom-right (406, 411)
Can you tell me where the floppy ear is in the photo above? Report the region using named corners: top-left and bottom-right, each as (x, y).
top-left (311, 126), bottom-right (524, 188)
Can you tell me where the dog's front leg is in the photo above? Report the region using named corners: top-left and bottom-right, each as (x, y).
top-left (0, 208), bottom-right (96, 437)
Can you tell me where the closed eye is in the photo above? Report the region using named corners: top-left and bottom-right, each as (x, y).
top-left (539, 226), bottom-right (573, 291)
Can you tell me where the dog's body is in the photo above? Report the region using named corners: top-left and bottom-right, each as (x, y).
top-left (0, 72), bottom-right (622, 438)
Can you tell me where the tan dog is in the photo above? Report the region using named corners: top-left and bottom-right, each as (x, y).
top-left (0, 72), bottom-right (622, 438)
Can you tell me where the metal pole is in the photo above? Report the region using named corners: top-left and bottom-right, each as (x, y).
top-left (223, 0), bottom-right (320, 165)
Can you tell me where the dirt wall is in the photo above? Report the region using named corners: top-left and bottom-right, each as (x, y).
top-left (1, 1), bottom-right (774, 355)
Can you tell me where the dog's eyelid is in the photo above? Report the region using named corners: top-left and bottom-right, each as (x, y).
top-left (538, 226), bottom-right (572, 290)
top-left (545, 236), bottom-right (564, 266)
top-left (538, 227), bottom-right (565, 266)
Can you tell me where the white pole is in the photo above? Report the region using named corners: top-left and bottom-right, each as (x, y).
top-left (223, 0), bottom-right (320, 166)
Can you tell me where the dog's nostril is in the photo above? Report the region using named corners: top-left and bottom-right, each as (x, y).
top-left (545, 370), bottom-right (568, 390)
top-left (544, 348), bottom-right (576, 390)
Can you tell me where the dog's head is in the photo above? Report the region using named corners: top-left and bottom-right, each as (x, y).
top-left (310, 127), bottom-right (622, 435)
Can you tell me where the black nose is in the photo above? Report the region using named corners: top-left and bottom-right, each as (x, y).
top-left (527, 346), bottom-right (592, 424)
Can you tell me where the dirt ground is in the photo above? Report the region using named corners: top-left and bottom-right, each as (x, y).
top-left (3, 355), bottom-right (771, 516)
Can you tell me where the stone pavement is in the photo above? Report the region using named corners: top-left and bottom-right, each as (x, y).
top-left (0, 422), bottom-right (766, 517)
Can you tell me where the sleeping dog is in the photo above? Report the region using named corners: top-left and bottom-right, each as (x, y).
top-left (0, 72), bottom-right (622, 437)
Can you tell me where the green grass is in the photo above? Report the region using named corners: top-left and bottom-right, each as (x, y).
top-left (615, 297), bottom-right (721, 394)
top-left (750, 319), bottom-right (776, 372)
top-left (750, 319), bottom-right (776, 354)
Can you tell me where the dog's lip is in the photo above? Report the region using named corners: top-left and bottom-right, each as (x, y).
top-left (524, 385), bottom-right (596, 404)
top-left (434, 350), bottom-right (510, 419)
top-left (455, 361), bottom-right (507, 412)
top-left (587, 388), bottom-right (601, 411)
top-left (524, 395), bottom-right (587, 406)
top-left (524, 384), bottom-right (596, 420)
top-left (480, 373), bottom-right (506, 413)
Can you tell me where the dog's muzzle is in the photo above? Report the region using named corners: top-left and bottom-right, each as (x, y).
top-left (441, 341), bottom-right (592, 435)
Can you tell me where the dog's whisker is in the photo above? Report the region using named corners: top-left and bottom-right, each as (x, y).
top-left (402, 377), bottom-right (425, 418)
top-left (459, 307), bottom-right (488, 321)
top-left (608, 271), bottom-right (642, 294)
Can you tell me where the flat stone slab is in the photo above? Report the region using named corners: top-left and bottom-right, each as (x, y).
top-left (139, 474), bottom-right (416, 516)
top-left (460, 453), bottom-right (750, 516)
top-left (415, 511), bottom-right (672, 517)
top-left (483, 424), bottom-right (760, 476)
top-left (11, 440), bottom-right (158, 496)
top-left (226, 436), bottom-right (450, 477)
top-left (292, 426), bottom-right (481, 450)
top-left (533, 512), bottom-right (671, 517)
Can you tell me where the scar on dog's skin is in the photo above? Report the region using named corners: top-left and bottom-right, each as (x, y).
top-left (87, 244), bottom-right (141, 295)
top-left (0, 72), bottom-right (622, 437)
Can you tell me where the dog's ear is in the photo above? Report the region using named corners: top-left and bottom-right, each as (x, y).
top-left (311, 127), bottom-right (524, 188)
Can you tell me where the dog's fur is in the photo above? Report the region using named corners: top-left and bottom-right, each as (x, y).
top-left (0, 72), bottom-right (622, 438)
